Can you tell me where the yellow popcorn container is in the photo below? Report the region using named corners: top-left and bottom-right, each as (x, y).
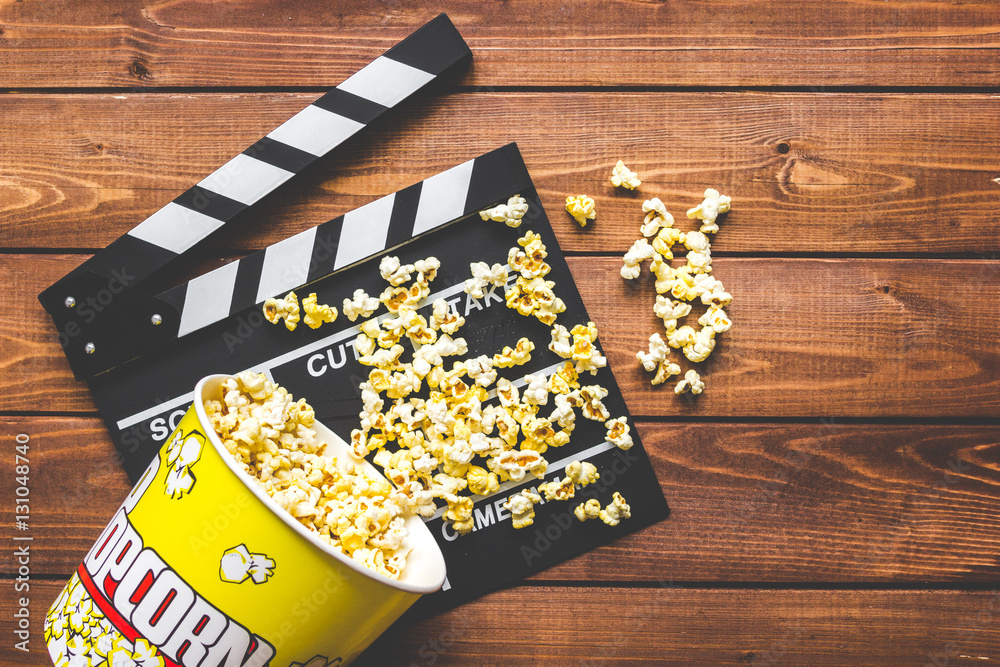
top-left (43, 374), bottom-right (447, 667)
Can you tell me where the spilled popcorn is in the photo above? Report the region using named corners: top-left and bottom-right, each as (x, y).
top-left (263, 291), bottom-right (300, 331)
top-left (573, 492), bottom-right (631, 526)
top-left (620, 188), bottom-right (733, 394)
top-left (338, 242), bottom-right (638, 537)
top-left (504, 489), bottom-right (542, 529)
top-left (505, 230), bottom-right (567, 325)
top-left (687, 188), bottom-right (731, 235)
top-left (205, 371), bottom-right (413, 580)
top-left (565, 195), bottom-right (596, 227)
top-left (464, 262), bottom-right (508, 300)
top-left (610, 160), bottom-right (641, 190)
top-left (480, 194), bottom-right (529, 228)
top-left (302, 293), bottom-right (337, 329)
top-left (343, 289), bottom-right (379, 322)
top-left (599, 492), bottom-right (631, 526)
top-left (264, 291), bottom-right (338, 331)
top-left (674, 369), bottom-right (705, 395)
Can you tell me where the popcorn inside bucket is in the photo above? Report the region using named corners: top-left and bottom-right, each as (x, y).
top-left (205, 371), bottom-right (419, 581)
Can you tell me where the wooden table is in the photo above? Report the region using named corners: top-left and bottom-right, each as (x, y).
top-left (2, 2), bottom-right (999, 664)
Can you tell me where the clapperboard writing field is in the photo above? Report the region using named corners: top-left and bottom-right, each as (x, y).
top-left (39, 15), bottom-right (669, 616)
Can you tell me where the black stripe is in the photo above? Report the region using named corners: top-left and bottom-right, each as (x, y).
top-left (230, 253), bottom-right (267, 312)
top-left (384, 182), bottom-right (423, 249)
top-left (82, 234), bottom-right (180, 287)
top-left (173, 185), bottom-right (247, 223)
top-left (384, 13), bottom-right (472, 76)
top-left (306, 217), bottom-right (344, 283)
top-left (312, 89), bottom-right (387, 125)
top-left (463, 143), bottom-right (533, 215)
top-left (156, 279), bottom-right (186, 314)
top-left (243, 137), bottom-right (315, 174)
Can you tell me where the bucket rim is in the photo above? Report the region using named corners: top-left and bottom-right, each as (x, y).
top-left (194, 373), bottom-right (447, 595)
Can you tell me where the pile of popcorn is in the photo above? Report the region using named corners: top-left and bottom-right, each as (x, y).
top-left (258, 206), bottom-right (638, 539)
top-left (624, 188), bottom-right (732, 394)
top-left (346, 228), bottom-right (634, 535)
top-left (205, 371), bottom-right (412, 580)
top-left (562, 160), bottom-right (732, 395)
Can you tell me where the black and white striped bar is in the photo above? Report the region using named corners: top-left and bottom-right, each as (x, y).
top-left (160, 142), bottom-right (533, 339)
top-left (98, 14), bottom-right (467, 285)
top-left (39, 15), bottom-right (468, 293)
top-left (38, 13), bottom-right (470, 379)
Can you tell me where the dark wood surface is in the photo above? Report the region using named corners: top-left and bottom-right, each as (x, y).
top-left (4, 417), bottom-right (999, 584)
top-left (3, 93), bottom-right (1000, 254)
top-left (1, 2), bottom-right (998, 665)
top-left (0, 1), bottom-right (997, 88)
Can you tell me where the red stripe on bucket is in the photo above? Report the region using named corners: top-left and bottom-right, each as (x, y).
top-left (130, 570), bottom-right (156, 605)
top-left (92, 523), bottom-right (120, 562)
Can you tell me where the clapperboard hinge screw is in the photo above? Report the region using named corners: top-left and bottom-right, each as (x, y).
top-left (151, 314), bottom-right (163, 326)
top-left (84, 342), bottom-right (96, 355)
top-left (64, 296), bottom-right (76, 308)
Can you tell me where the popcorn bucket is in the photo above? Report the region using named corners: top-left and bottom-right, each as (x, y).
top-left (44, 374), bottom-right (447, 667)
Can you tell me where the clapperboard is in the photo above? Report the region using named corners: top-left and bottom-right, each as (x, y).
top-left (39, 14), bottom-right (669, 615)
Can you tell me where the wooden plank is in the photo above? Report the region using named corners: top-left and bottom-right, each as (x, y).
top-left (0, 418), bottom-right (131, 573)
top-left (359, 587), bottom-right (1000, 666)
top-left (3, 581), bottom-right (999, 666)
top-left (5, 418), bottom-right (998, 583)
top-left (0, 1), bottom-right (997, 88)
top-left (1, 92), bottom-right (999, 254)
top-left (576, 257), bottom-right (1000, 418)
top-left (4, 255), bottom-right (998, 416)
top-left (1, 255), bottom-right (97, 414)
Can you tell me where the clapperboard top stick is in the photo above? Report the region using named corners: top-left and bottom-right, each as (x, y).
top-left (38, 13), bottom-right (471, 380)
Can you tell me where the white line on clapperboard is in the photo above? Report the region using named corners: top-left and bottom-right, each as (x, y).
top-left (116, 271), bottom-right (523, 431)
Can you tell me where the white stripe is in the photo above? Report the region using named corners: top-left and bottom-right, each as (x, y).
top-left (198, 153), bottom-right (294, 206)
top-left (176, 261), bottom-right (241, 338)
top-left (255, 227), bottom-right (318, 303)
top-left (337, 56), bottom-right (435, 108)
top-left (267, 105), bottom-right (365, 158)
top-left (427, 440), bottom-right (619, 521)
top-left (116, 392), bottom-right (194, 431)
top-left (333, 193), bottom-right (396, 270)
top-left (411, 158), bottom-right (474, 236)
top-left (127, 202), bottom-right (225, 255)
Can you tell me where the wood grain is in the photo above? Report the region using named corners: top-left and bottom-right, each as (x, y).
top-left (1, 93), bottom-right (999, 253)
top-left (4, 580), bottom-right (999, 666)
top-left (0, 1), bottom-right (997, 88)
top-left (3, 255), bottom-right (998, 417)
top-left (575, 257), bottom-right (1000, 419)
top-left (5, 418), bottom-right (998, 583)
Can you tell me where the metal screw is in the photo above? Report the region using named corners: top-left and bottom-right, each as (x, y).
top-left (64, 296), bottom-right (76, 308)
top-left (150, 314), bottom-right (163, 326)
top-left (84, 342), bottom-right (96, 355)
